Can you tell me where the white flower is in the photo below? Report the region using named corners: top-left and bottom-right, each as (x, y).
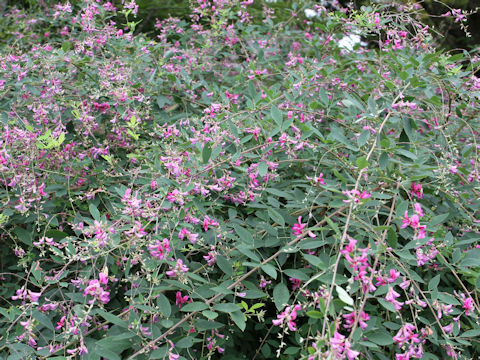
top-left (304, 9), bottom-right (317, 18)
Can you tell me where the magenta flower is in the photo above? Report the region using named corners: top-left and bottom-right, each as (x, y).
top-left (292, 216), bottom-right (306, 236)
top-left (411, 182), bottom-right (423, 199)
top-left (149, 238), bottom-right (170, 260)
top-left (175, 291), bottom-right (190, 308)
top-left (413, 202), bottom-right (424, 217)
top-left (83, 279), bottom-right (110, 304)
top-left (462, 296), bottom-right (475, 316)
top-left (272, 304), bottom-right (301, 331)
top-left (385, 287), bottom-right (404, 311)
top-left (166, 259), bottom-right (189, 278)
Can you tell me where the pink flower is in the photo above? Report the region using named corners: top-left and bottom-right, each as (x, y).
top-left (393, 323), bottom-right (420, 347)
top-left (178, 228), bottom-right (199, 244)
top-left (411, 182), bottom-right (423, 199)
top-left (175, 291), bottom-right (190, 308)
top-left (385, 287), bottom-right (404, 310)
top-left (149, 238), bottom-right (170, 260)
top-left (413, 203), bottom-right (424, 217)
top-left (83, 279), bottom-right (110, 304)
top-left (343, 310), bottom-right (370, 331)
top-left (292, 216), bottom-right (306, 236)
top-left (387, 269), bottom-right (401, 283)
top-left (462, 296), bottom-right (474, 315)
top-left (166, 259), bottom-right (189, 278)
top-left (272, 305), bottom-right (301, 331)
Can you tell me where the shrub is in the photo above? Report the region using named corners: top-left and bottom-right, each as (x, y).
top-left (0, 1), bottom-right (479, 359)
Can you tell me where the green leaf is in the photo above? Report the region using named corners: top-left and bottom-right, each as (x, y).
top-left (216, 256), bottom-right (233, 276)
top-left (459, 248), bottom-right (480, 268)
top-left (336, 285), bottom-right (354, 306)
top-left (268, 208), bottom-right (285, 226)
top-left (271, 105), bottom-right (283, 126)
top-left (306, 310), bottom-right (323, 318)
top-left (238, 245), bottom-right (260, 262)
top-left (176, 336), bottom-right (194, 349)
top-left (357, 130), bottom-right (370, 147)
top-left (156, 293), bottom-right (171, 317)
top-left (461, 329), bottom-right (480, 338)
top-left (303, 253), bottom-right (326, 269)
top-left (95, 309), bottom-right (128, 328)
top-left (367, 331), bottom-right (394, 345)
top-left (261, 263), bottom-right (277, 279)
top-left (429, 213), bottom-right (449, 227)
top-left (89, 203), bottom-right (101, 221)
top-left (273, 283), bottom-right (290, 311)
top-left (428, 275), bottom-right (440, 291)
top-left (14, 227), bottom-right (33, 246)
top-left (258, 162), bottom-right (268, 177)
top-left (213, 303), bottom-right (241, 313)
top-left (32, 310), bottom-right (54, 331)
top-left (94, 346), bottom-right (121, 360)
top-left (202, 143), bottom-right (212, 164)
top-left (284, 269), bottom-right (309, 281)
top-left (378, 298), bottom-right (396, 312)
top-left (356, 156), bottom-right (369, 170)
top-left (379, 152), bottom-right (389, 170)
top-left (234, 224), bottom-right (254, 245)
top-left (181, 302), bottom-right (209, 312)
top-left (230, 310), bottom-right (246, 331)
top-left (202, 310), bottom-right (219, 320)
top-left (396, 149), bottom-right (417, 161)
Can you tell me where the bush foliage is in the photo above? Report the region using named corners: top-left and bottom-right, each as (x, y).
top-left (0, 1), bottom-right (479, 359)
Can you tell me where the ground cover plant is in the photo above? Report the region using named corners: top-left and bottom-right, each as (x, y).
top-left (0, 0), bottom-right (479, 359)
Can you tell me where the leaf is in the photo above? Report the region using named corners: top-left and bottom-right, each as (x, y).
top-left (202, 142), bottom-right (212, 164)
top-left (261, 263), bottom-right (277, 279)
top-left (181, 302), bottom-right (209, 312)
top-left (396, 149), bottom-right (417, 161)
top-left (268, 208), bottom-right (285, 226)
top-left (357, 130), bottom-right (370, 147)
top-left (306, 310), bottom-right (323, 318)
top-left (32, 310), bottom-right (54, 331)
top-left (356, 156), bottom-right (369, 170)
top-left (461, 329), bottom-right (480, 338)
top-left (95, 309), bottom-right (128, 328)
top-left (156, 293), bottom-right (171, 317)
top-left (303, 253), bottom-right (326, 269)
top-left (14, 227), bottom-right (33, 246)
top-left (202, 310), bottom-right (219, 320)
top-left (265, 188), bottom-right (292, 199)
top-left (429, 213), bottom-right (449, 227)
top-left (428, 275), bottom-right (440, 291)
top-left (176, 336), bottom-right (194, 349)
top-left (237, 245), bottom-right (260, 262)
top-left (379, 152), bottom-right (389, 170)
top-left (367, 331), bottom-right (394, 345)
top-left (271, 105), bottom-right (283, 126)
top-left (213, 303), bottom-right (241, 313)
top-left (233, 224), bottom-right (254, 245)
top-left (216, 256), bottom-right (233, 276)
top-left (459, 248), bottom-right (480, 268)
top-left (243, 289), bottom-right (267, 299)
top-left (230, 310), bottom-right (246, 331)
top-left (284, 269), bottom-right (309, 281)
top-left (94, 346), bottom-right (121, 360)
top-left (336, 286), bottom-right (354, 306)
top-left (89, 203), bottom-right (101, 221)
top-left (258, 162), bottom-right (268, 177)
top-left (196, 319), bottom-right (224, 331)
top-left (378, 298), bottom-right (396, 312)
top-left (273, 283), bottom-right (290, 311)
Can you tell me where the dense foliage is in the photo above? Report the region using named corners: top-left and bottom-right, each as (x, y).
top-left (0, 1), bottom-right (479, 359)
